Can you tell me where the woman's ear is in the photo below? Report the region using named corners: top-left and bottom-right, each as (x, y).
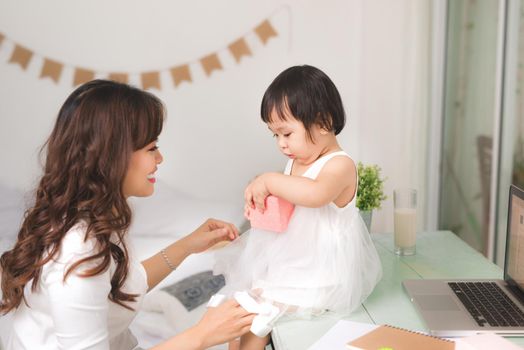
top-left (319, 128), bottom-right (329, 135)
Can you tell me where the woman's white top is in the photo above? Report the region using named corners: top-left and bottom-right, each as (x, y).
top-left (7, 221), bottom-right (149, 350)
top-left (214, 151), bottom-right (383, 315)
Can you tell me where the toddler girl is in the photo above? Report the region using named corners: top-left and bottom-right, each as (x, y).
top-left (214, 65), bottom-right (383, 350)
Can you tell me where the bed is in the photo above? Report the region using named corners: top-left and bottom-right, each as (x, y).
top-left (0, 181), bottom-right (247, 349)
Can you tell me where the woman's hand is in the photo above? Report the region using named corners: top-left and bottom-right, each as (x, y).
top-left (181, 218), bottom-right (239, 254)
top-left (142, 219), bottom-right (238, 291)
top-left (244, 174), bottom-right (270, 211)
top-left (191, 299), bottom-right (256, 349)
top-left (152, 299), bottom-right (255, 350)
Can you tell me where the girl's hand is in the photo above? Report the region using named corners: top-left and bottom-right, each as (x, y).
top-left (181, 218), bottom-right (239, 254)
top-left (191, 299), bottom-right (256, 349)
top-left (244, 174), bottom-right (270, 211)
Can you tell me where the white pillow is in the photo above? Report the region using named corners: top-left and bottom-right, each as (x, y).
top-left (128, 180), bottom-right (246, 237)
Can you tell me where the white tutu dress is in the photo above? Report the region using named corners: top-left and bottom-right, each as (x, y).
top-left (214, 151), bottom-right (382, 316)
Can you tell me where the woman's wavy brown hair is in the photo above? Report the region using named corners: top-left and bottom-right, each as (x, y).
top-left (0, 80), bottom-right (164, 313)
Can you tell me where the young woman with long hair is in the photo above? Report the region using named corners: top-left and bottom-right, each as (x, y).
top-left (0, 80), bottom-right (254, 349)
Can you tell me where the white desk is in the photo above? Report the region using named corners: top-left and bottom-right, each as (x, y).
top-left (270, 231), bottom-right (524, 349)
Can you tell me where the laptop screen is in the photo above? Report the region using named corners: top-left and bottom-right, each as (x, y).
top-left (504, 185), bottom-right (524, 294)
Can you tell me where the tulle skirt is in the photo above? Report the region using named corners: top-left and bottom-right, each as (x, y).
top-left (213, 205), bottom-right (382, 317)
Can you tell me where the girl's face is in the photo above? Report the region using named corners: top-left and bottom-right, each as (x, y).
top-left (123, 140), bottom-right (163, 198)
top-left (267, 111), bottom-right (326, 166)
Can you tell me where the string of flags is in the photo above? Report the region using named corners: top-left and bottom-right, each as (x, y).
top-left (0, 17), bottom-right (279, 90)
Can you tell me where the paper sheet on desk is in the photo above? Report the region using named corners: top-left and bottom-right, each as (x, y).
top-left (307, 320), bottom-right (378, 350)
top-left (454, 333), bottom-right (523, 350)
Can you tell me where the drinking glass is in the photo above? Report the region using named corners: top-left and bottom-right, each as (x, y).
top-left (393, 188), bottom-right (417, 256)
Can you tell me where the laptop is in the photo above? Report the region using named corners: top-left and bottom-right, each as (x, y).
top-left (403, 185), bottom-right (524, 337)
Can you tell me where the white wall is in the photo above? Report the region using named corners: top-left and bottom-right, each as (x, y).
top-left (0, 0), bottom-right (430, 233)
top-left (358, 1), bottom-right (431, 232)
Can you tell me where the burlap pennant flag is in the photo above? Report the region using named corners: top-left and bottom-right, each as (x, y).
top-left (228, 38), bottom-right (252, 63)
top-left (141, 71), bottom-right (161, 90)
top-left (170, 64), bottom-right (191, 87)
top-left (200, 53), bottom-right (222, 76)
top-left (255, 20), bottom-right (278, 45)
top-left (40, 58), bottom-right (63, 83)
top-left (108, 73), bottom-right (128, 84)
top-left (9, 44), bottom-right (33, 70)
top-left (2, 16), bottom-right (281, 89)
top-left (73, 67), bottom-right (95, 86)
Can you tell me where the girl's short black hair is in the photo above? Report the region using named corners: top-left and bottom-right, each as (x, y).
top-left (261, 65), bottom-right (346, 138)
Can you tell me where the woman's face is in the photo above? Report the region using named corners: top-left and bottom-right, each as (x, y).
top-left (122, 140), bottom-right (163, 198)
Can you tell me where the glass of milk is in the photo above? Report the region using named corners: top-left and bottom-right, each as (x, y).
top-left (393, 188), bottom-right (417, 255)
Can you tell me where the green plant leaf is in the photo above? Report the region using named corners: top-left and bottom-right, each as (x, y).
top-left (356, 162), bottom-right (387, 211)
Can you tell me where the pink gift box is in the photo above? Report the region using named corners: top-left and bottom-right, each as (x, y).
top-left (247, 195), bottom-right (295, 233)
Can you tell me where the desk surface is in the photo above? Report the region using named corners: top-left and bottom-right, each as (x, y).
top-left (271, 231), bottom-right (524, 349)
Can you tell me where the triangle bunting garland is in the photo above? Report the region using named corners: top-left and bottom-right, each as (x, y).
top-left (0, 11), bottom-right (284, 90)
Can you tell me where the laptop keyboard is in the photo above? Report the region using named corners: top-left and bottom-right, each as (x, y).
top-left (448, 282), bottom-right (524, 327)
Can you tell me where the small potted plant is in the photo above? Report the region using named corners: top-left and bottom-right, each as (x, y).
top-left (357, 162), bottom-right (387, 231)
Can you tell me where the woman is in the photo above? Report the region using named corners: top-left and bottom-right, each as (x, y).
top-left (0, 80), bottom-right (254, 349)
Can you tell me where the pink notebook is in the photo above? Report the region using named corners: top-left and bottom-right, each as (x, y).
top-left (247, 195), bottom-right (295, 233)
